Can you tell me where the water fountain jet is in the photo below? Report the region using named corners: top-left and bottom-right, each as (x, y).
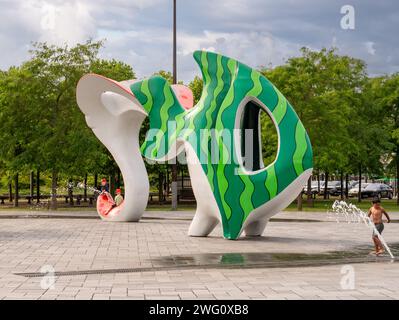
top-left (331, 200), bottom-right (394, 259)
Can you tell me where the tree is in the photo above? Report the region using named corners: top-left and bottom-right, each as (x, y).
top-left (91, 59), bottom-right (135, 81)
top-left (22, 41), bottom-right (105, 208)
top-left (188, 76), bottom-right (203, 104)
top-left (367, 74), bottom-right (399, 204)
top-left (259, 111), bottom-right (278, 167)
top-left (154, 70), bottom-right (173, 84)
top-left (0, 40), bottom-right (137, 209)
top-left (0, 66), bottom-right (40, 206)
top-left (262, 47), bottom-right (368, 202)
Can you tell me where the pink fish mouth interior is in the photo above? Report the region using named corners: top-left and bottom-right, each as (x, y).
top-left (97, 192), bottom-right (125, 218)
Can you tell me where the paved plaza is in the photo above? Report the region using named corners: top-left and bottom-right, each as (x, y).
top-left (0, 209), bottom-right (398, 300)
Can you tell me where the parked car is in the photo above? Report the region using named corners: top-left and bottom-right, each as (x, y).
top-left (303, 181), bottom-right (320, 195)
top-left (348, 183), bottom-right (369, 197)
top-left (330, 180), bottom-right (360, 196)
top-left (319, 181), bottom-right (341, 196)
top-left (348, 181), bottom-right (359, 190)
top-left (360, 183), bottom-right (393, 199)
top-left (329, 181), bottom-right (346, 196)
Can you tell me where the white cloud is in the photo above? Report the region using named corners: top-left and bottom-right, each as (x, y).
top-left (0, 0), bottom-right (398, 81)
top-left (96, 27), bottom-right (300, 82)
top-left (364, 41), bottom-right (376, 55)
top-left (18, 0), bottom-right (97, 46)
top-left (177, 30), bottom-right (299, 72)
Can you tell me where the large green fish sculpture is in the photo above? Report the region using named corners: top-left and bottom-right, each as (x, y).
top-left (76, 51), bottom-right (313, 240)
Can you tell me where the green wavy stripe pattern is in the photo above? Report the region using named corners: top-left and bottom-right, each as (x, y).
top-left (273, 88), bottom-right (287, 125)
top-left (202, 54), bottom-right (224, 192)
top-left (293, 121), bottom-right (308, 175)
top-left (215, 58), bottom-right (237, 221)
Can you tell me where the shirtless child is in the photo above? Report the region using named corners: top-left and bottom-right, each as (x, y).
top-left (368, 198), bottom-right (391, 255)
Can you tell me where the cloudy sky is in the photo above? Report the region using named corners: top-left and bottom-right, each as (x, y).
top-left (0, 0), bottom-right (398, 82)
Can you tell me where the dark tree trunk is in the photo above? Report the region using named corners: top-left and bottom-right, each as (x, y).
top-left (68, 178), bottom-right (74, 206)
top-left (358, 164), bottom-right (362, 203)
top-left (158, 170), bottom-right (164, 205)
top-left (50, 169), bottom-right (58, 210)
top-left (117, 170), bottom-right (121, 188)
top-left (307, 176), bottom-right (313, 207)
top-left (317, 172), bottom-right (320, 194)
top-left (84, 173), bottom-right (88, 202)
top-left (323, 172), bottom-right (329, 200)
top-left (340, 171), bottom-right (344, 200)
top-left (30, 171), bottom-right (34, 198)
top-left (36, 169), bottom-right (40, 204)
top-left (345, 173), bottom-right (349, 199)
top-left (14, 173), bottom-right (19, 207)
top-left (297, 192), bottom-right (303, 211)
top-left (94, 173), bottom-right (98, 192)
top-left (166, 166), bottom-right (170, 197)
top-left (171, 164), bottom-right (178, 210)
top-left (110, 173), bottom-right (116, 197)
top-left (8, 179), bottom-right (12, 202)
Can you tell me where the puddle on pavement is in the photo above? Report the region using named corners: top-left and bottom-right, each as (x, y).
top-left (15, 244), bottom-right (399, 278)
top-left (151, 243), bottom-right (399, 269)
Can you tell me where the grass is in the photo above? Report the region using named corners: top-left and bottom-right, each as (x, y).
top-left (0, 201), bottom-right (197, 212)
top-left (0, 198), bottom-right (398, 213)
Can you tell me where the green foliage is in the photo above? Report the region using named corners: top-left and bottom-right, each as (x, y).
top-left (260, 111), bottom-right (278, 166)
top-left (0, 66), bottom-right (38, 172)
top-left (0, 40), bottom-right (137, 199)
top-left (91, 59), bottom-right (135, 81)
top-left (153, 70), bottom-right (184, 85)
top-left (0, 43), bottom-right (397, 204)
top-left (154, 70), bottom-right (173, 84)
top-left (366, 74), bottom-right (399, 181)
top-left (188, 76), bottom-right (203, 104)
top-left (15, 40), bottom-right (104, 176)
top-left (262, 47), bottom-right (368, 174)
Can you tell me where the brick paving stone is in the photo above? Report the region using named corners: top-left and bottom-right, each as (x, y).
top-left (0, 210), bottom-right (398, 300)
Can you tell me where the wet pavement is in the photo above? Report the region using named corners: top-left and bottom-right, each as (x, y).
top-left (151, 244), bottom-right (399, 269)
top-left (1, 209), bottom-right (399, 299)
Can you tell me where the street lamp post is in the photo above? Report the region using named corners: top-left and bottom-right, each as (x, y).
top-left (173, 0), bottom-right (177, 85)
top-left (171, 0), bottom-right (178, 210)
